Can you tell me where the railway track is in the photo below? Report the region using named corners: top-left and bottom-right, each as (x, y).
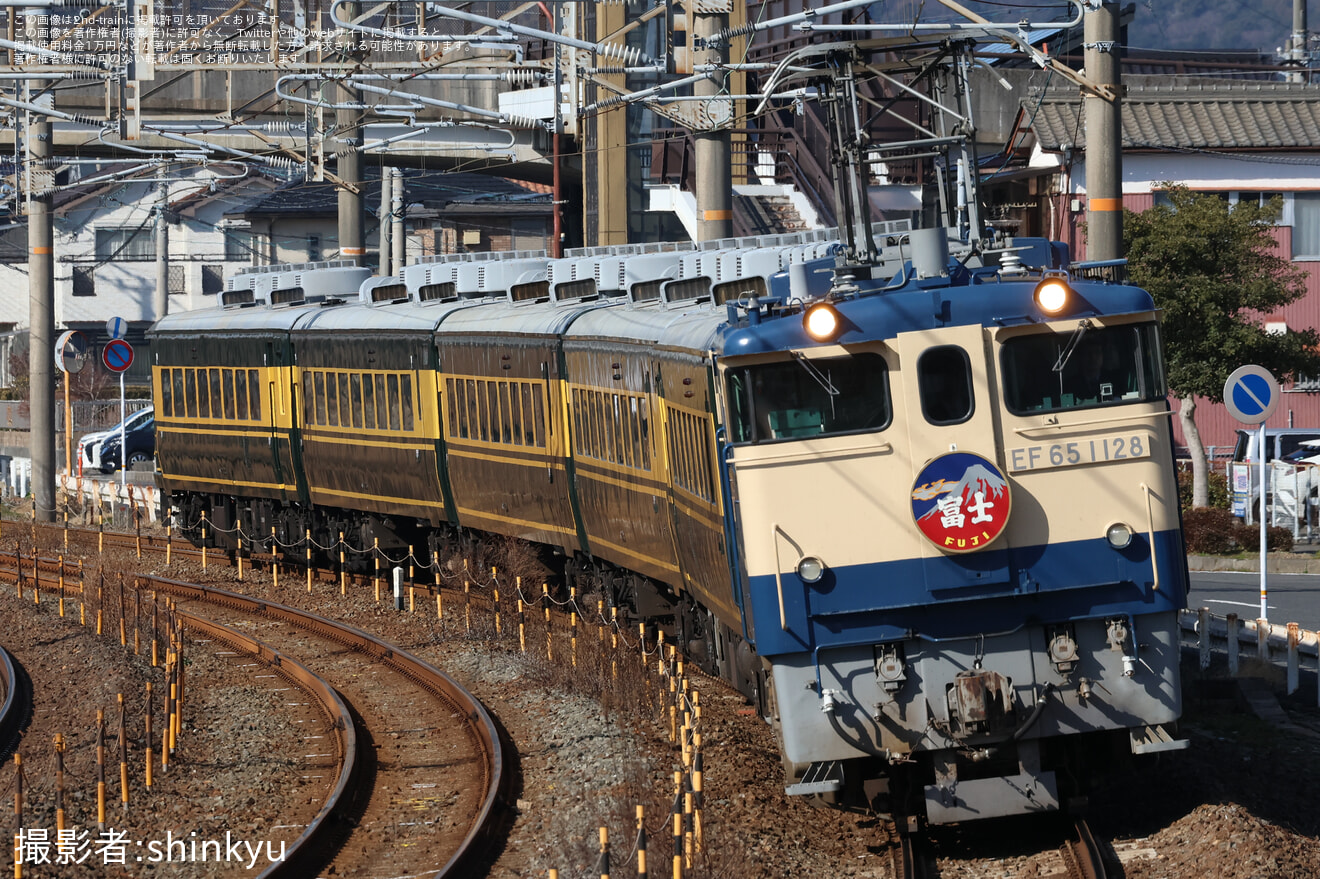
top-left (1061, 817), bottom-right (1110, 879)
top-left (144, 577), bottom-right (509, 879)
top-left (0, 642), bottom-right (28, 760)
top-left (173, 609), bottom-right (357, 878)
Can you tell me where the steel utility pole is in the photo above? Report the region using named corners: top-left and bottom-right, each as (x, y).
top-left (1084, 2), bottom-right (1123, 261)
top-left (28, 84), bottom-right (55, 520)
top-left (1286, 0), bottom-right (1309, 83)
top-left (154, 182), bottom-right (169, 317)
top-left (391, 167), bottom-right (404, 274)
top-left (694, 1), bottom-right (733, 241)
top-left (336, 0), bottom-right (365, 265)
top-left (379, 165), bottom-right (392, 275)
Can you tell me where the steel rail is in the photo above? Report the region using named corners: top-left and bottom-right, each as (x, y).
top-left (143, 576), bottom-right (509, 879)
top-left (1061, 817), bottom-right (1108, 879)
top-left (0, 643), bottom-right (25, 760)
top-left (174, 612), bottom-right (358, 879)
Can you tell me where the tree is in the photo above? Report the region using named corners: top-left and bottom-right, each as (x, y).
top-left (1123, 185), bottom-right (1320, 508)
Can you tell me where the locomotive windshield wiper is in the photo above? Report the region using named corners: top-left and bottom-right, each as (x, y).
top-left (792, 351), bottom-right (840, 395)
top-left (1051, 319), bottom-right (1093, 373)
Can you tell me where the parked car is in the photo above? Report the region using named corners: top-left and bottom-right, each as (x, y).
top-left (77, 406), bottom-right (154, 474)
top-left (1233, 433), bottom-right (1320, 525)
top-left (1232, 427), bottom-right (1320, 464)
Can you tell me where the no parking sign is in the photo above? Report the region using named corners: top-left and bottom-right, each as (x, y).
top-left (102, 338), bottom-right (134, 373)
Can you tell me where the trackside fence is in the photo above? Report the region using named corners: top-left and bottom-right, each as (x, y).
top-left (1179, 608), bottom-right (1320, 704)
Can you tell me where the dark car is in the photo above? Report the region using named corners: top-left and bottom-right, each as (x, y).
top-left (94, 413), bottom-right (155, 473)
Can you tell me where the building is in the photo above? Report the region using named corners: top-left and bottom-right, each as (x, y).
top-left (989, 78), bottom-right (1320, 455)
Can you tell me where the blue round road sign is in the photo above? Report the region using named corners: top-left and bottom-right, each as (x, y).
top-left (1223, 364), bottom-right (1280, 425)
top-left (102, 338), bottom-right (134, 373)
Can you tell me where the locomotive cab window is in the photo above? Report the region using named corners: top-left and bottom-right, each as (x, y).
top-left (918, 346), bottom-right (973, 425)
top-left (1001, 323), bottom-right (1165, 415)
top-left (725, 352), bottom-right (890, 444)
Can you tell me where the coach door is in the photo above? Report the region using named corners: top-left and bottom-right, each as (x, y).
top-left (895, 325), bottom-right (1012, 591)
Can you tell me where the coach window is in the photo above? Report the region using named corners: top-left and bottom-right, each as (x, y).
top-left (175, 370), bottom-right (187, 418)
top-left (222, 370), bottom-right (236, 419)
top-left (918, 346), bottom-right (973, 425)
top-left (374, 375), bottom-right (388, 429)
top-left (443, 378), bottom-right (458, 437)
top-left (313, 372), bottom-right (327, 425)
top-left (209, 369), bottom-right (223, 419)
top-left (467, 380), bottom-right (482, 441)
top-left (725, 352), bottom-right (891, 443)
top-left (195, 369), bottom-right (210, 418)
top-left (325, 371), bottom-right (340, 426)
top-left (400, 374), bottom-right (414, 431)
top-left (349, 375), bottom-right (363, 428)
top-left (365, 374), bottom-right (379, 429)
top-left (160, 370), bottom-right (173, 417)
top-left (233, 370), bottom-right (248, 419)
top-left (340, 369), bottom-right (356, 424)
top-left (302, 373), bottom-right (313, 424)
top-left (248, 370), bottom-right (261, 420)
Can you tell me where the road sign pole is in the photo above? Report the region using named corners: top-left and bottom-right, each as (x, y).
top-left (1260, 421), bottom-right (1268, 622)
top-left (1224, 365), bottom-right (1280, 626)
top-left (120, 371), bottom-right (126, 491)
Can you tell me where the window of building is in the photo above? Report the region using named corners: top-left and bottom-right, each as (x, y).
top-left (72, 266), bottom-right (95, 297)
top-left (1292, 192), bottom-right (1320, 259)
top-left (95, 227), bottom-right (155, 261)
top-left (202, 264), bottom-right (224, 295)
top-left (169, 264), bottom-right (186, 296)
top-left (224, 227), bottom-right (255, 262)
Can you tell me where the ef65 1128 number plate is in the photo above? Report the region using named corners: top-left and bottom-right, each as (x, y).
top-left (1007, 435), bottom-right (1150, 472)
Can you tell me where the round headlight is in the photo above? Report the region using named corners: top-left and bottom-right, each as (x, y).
top-left (1106, 522), bottom-right (1133, 549)
top-left (803, 302), bottom-right (841, 342)
top-left (797, 556), bottom-right (826, 583)
top-left (1034, 278), bottom-right (1070, 314)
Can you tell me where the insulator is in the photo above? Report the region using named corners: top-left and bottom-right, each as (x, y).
top-left (595, 41), bottom-right (645, 66)
top-left (593, 94), bottom-right (629, 111)
top-left (589, 66), bottom-right (632, 75)
top-left (255, 154), bottom-right (297, 169)
top-left (500, 114), bottom-right (544, 130)
top-left (501, 70), bottom-right (545, 86)
top-left (258, 121), bottom-right (305, 135)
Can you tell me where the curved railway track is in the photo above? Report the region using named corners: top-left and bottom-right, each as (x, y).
top-left (0, 533), bottom-right (509, 878)
top-left (174, 610), bottom-right (357, 878)
top-left (0, 642), bottom-right (28, 760)
top-left (146, 577), bottom-right (509, 879)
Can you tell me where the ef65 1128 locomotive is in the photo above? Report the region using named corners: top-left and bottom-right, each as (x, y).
top-left (148, 41), bottom-right (1188, 824)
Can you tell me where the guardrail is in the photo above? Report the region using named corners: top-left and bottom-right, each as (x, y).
top-left (1179, 607), bottom-right (1319, 705)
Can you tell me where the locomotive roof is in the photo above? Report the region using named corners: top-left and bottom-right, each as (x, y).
top-left (719, 271), bottom-right (1159, 356)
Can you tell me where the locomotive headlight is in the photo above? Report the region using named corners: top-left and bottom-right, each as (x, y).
top-left (796, 555), bottom-right (826, 583)
top-left (1105, 522), bottom-right (1134, 549)
top-left (802, 302), bottom-right (841, 342)
top-left (1034, 276), bottom-right (1071, 314)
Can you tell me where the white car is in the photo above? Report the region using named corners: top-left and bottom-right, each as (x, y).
top-left (77, 406), bottom-right (154, 476)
